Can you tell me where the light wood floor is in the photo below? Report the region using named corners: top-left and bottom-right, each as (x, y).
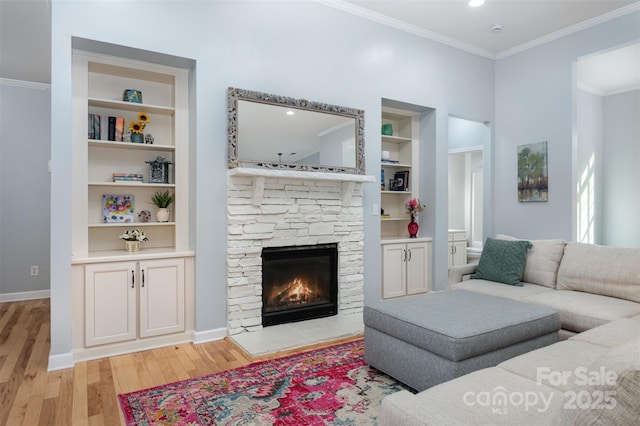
top-left (0, 299), bottom-right (360, 425)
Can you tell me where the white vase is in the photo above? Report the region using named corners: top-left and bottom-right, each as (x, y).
top-left (125, 240), bottom-right (141, 252)
top-left (156, 208), bottom-right (170, 222)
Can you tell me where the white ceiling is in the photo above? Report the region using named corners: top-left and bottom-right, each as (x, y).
top-left (333, 0), bottom-right (638, 58)
top-left (0, 0), bottom-right (638, 92)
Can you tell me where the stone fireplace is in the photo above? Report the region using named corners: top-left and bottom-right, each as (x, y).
top-left (226, 169), bottom-right (372, 336)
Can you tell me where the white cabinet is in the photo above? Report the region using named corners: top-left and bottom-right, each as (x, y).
top-left (139, 258), bottom-right (185, 338)
top-left (71, 51), bottom-right (194, 361)
top-left (448, 230), bottom-right (467, 267)
top-left (382, 239), bottom-right (432, 299)
top-left (380, 107), bottom-right (420, 239)
top-left (85, 261), bottom-right (137, 346)
top-left (85, 258), bottom-right (185, 347)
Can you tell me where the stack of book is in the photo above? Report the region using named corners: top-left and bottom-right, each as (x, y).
top-left (113, 173), bottom-right (144, 183)
top-left (88, 114), bottom-right (125, 141)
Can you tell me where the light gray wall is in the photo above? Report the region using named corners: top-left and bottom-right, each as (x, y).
top-left (0, 80), bottom-right (51, 296)
top-left (602, 89), bottom-right (640, 247)
top-left (50, 1), bottom-right (494, 360)
top-left (576, 89), bottom-right (604, 244)
top-left (494, 11), bottom-right (639, 241)
top-left (448, 116), bottom-right (487, 151)
top-left (448, 154), bottom-right (466, 230)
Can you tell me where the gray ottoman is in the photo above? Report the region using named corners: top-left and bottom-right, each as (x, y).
top-left (364, 289), bottom-right (560, 391)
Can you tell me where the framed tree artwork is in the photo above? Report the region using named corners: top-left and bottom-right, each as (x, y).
top-left (518, 141), bottom-right (548, 202)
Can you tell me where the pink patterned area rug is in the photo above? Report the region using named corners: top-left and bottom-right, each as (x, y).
top-left (118, 339), bottom-right (410, 425)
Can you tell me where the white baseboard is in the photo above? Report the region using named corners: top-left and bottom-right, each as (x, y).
top-left (193, 327), bottom-right (227, 344)
top-left (71, 332), bottom-right (197, 364)
top-left (0, 289), bottom-right (50, 303)
top-left (48, 352), bottom-right (74, 372)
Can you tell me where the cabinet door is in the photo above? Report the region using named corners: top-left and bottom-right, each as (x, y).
top-left (139, 258), bottom-right (185, 338)
top-left (452, 241), bottom-right (467, 266)
top-left (406, 242), bottom-right (430, 295)
top-left (382, 243), bottom-right (407, 298)
top-left (85, 261), bottom-right (137, 347)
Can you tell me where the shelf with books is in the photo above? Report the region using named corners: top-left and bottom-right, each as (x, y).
top-left (88, 98), bottom-right (175, 116)
top-left (88, 139), bottom-right (175, 152)
top-left (88, 182), bottom-right (176, 188)
top-left (74, 51), bottom-right (189, 259)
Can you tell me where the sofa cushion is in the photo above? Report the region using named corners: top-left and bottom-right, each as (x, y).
top-left (452, 279), bottom-right (553, 302)
top-left (556, 242), bottom-right (640, 303)
top-left (552, 337), bottom-right (640, 425)
top-left (498, 340), bottom-right (608, 392)
top-left (497, 234), bottom-right (566, 288)
top-left (570, 318), bottom-right (640, 348)
top-left (363, 289), bottom-right (560, 362)
top-left (524, 290), bottom-right (640, 333)
top-left (379, 367), bottom-right (564, 426)
top-left (471, 238), bottom-right (532, 285)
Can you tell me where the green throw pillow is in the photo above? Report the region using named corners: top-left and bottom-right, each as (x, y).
top-left (471, 237), bottom-right (533, 286)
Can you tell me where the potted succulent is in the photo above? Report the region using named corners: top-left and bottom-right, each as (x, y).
top-left (150, 190), bottom-right (175, 222)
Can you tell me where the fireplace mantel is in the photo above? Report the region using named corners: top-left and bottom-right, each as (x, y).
top-left (228, 167), bottom-right (376, 182)
top-left (228, 167), bottom-right (376, 206)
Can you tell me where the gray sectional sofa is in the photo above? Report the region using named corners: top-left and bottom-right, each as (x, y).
top-left (376, 238), bottom-right (640, 425)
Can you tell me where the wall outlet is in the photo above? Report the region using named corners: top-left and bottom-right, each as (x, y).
top-left (30, 265), bottom-right (39, 276)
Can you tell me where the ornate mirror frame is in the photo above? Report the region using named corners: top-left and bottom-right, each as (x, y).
top-left (228, 87), bottom-right (365, 174)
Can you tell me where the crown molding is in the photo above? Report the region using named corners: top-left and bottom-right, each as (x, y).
top-left (0, 78), bottom-right (50, 90)
top-left (497, 2), bottom-right (640, 59)
top-left (313, 0), bottom-right (496, 59)
top-left (315, 0), bottom-right (640, 61)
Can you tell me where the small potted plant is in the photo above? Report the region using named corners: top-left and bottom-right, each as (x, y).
top-left (150, 190), bottom-right (175, 222)
top-left (120, 229), bottom-right (148, 252)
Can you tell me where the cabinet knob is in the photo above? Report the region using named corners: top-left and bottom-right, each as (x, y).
top-left (142, 269), bottom-right (145, 287)
top-left (407, 249), bottom-right (412, 261)
top-left (131, 270), bottom-right (135, 288)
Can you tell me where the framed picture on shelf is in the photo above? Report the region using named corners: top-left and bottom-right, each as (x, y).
top-left (394, 171), bottom-right (410, 191)
top-left (103, 194), bottom-right (135, 223)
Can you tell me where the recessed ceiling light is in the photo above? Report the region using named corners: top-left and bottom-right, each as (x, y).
top-left (469, 0), bottom-right (485, 7)
top-left (286, 110), bottom-right (295, 115)
top-left (491, 24), bottom-right (503, 33)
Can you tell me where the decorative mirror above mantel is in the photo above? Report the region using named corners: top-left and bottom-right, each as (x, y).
top-left (228, 87), bottom-right (365, 175)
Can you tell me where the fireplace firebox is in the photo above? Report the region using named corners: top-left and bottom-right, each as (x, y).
top-left (262, 243), bottom-right (338, 327)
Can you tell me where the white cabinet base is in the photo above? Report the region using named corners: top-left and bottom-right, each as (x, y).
top-left (85, 261), bottom-right (137, 347)
top-left (448, 230), bottom-right (467, 267)
top-left (382, 238), bottom-right (432, 299)
top-left (73, 256), bottom-right (194, 362)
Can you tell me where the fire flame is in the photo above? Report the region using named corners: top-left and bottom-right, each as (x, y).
top-left (272, 277), bottom-right (315, 306)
